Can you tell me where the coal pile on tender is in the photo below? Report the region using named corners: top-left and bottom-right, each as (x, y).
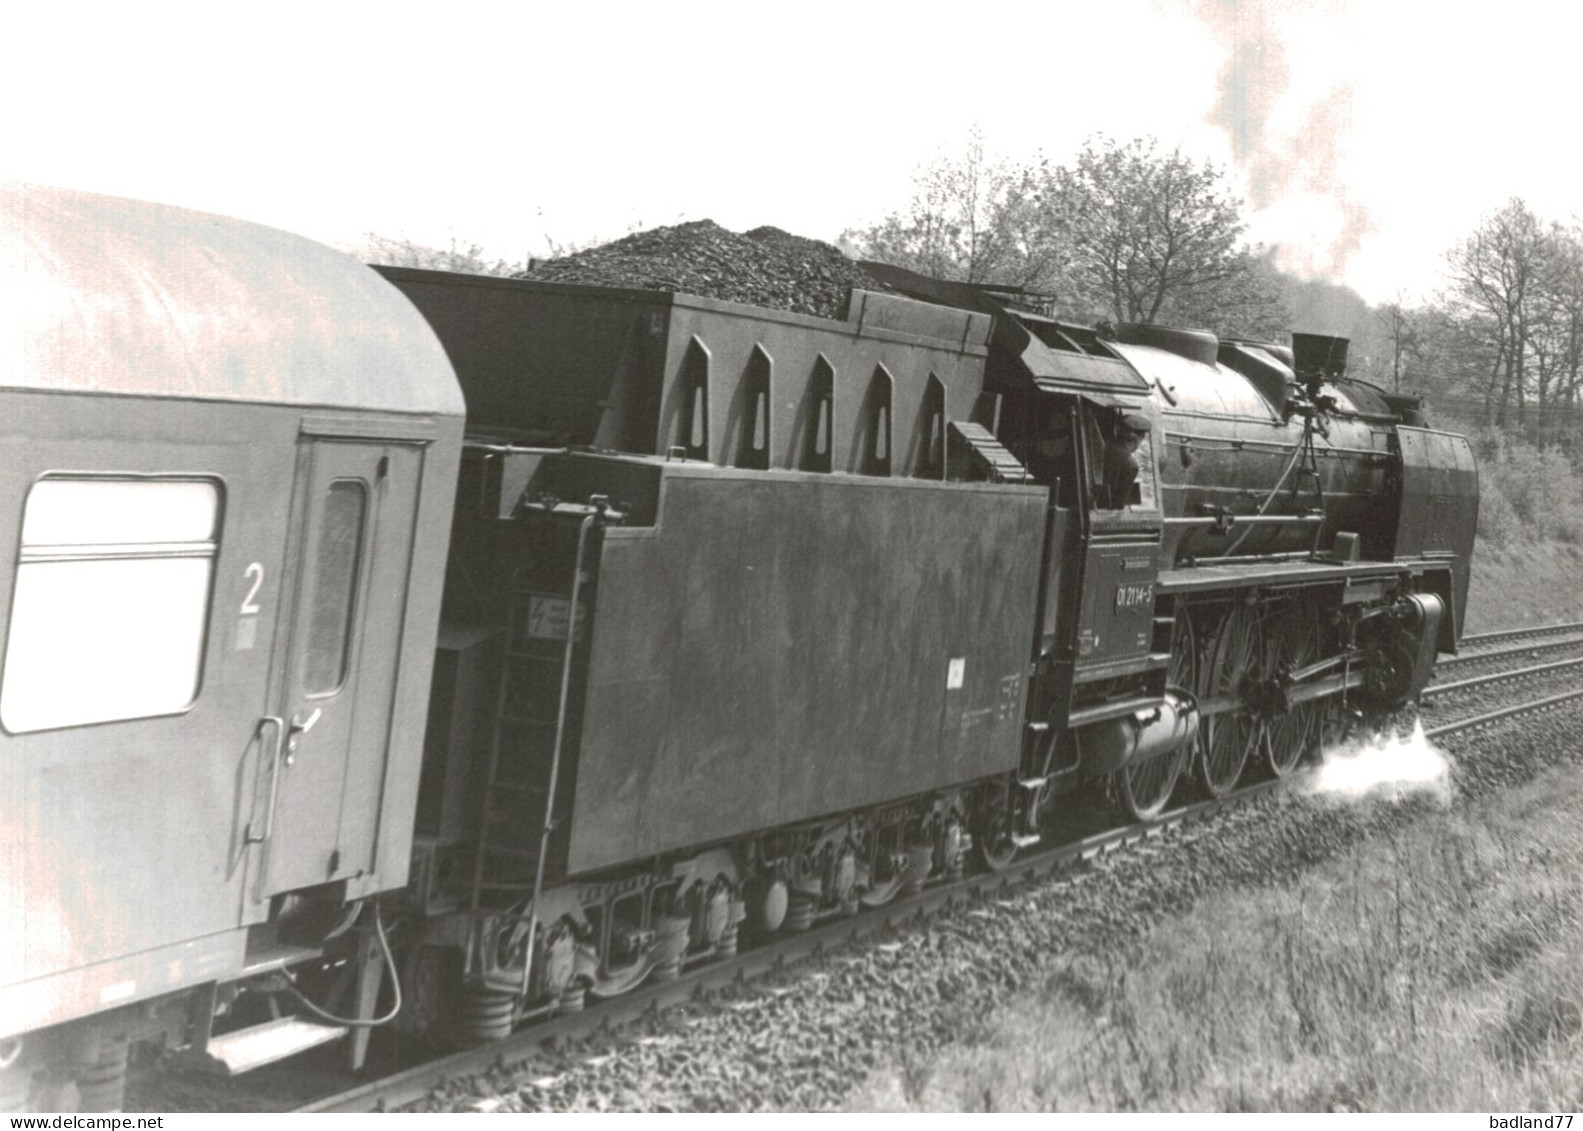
top-left (517, 220), bottom-right (894, 319)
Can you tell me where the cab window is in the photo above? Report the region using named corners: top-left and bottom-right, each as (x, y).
top-left (1028, 395), bottom-right (1082, 509)
top-left (1, 477), bottom-right (221, 733)
top-left (1087, 407), bottom-right (1157, 511)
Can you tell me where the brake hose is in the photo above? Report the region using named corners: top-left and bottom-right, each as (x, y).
top-left (282, 900), bottom-right (403, 1028)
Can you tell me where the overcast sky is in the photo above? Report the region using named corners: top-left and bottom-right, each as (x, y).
top-left (3, 0), bottom-right (1577, 306)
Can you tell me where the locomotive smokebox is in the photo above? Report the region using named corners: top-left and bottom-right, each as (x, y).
top-left (1290, 332), bottom-right (1350, 384)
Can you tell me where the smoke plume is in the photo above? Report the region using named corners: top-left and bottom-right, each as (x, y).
top-left (1192, 0), bottom-right (1374, 280)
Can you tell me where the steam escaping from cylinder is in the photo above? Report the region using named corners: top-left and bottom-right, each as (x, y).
top-left (1305, 718), bottom-right (1455, 806)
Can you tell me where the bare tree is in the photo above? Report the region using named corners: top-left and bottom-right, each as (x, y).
top-left (1530, 224), bottom-right (1583, 438)
top-left (1445, 198), bottom-right (1544, 427)
top-left (1377, 292), bottom-right (1420, 393)
top-left (846, 130), bottom-right (1013, 282)
top-left (842, 128), bottom-right (1079, 301)
top-left (1403, 303), bottom-right (1501, 428)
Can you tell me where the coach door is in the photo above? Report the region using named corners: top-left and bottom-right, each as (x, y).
top-left (256, 434), bottom-right (424, 899)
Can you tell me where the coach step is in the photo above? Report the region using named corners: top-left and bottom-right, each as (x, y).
top-left (201, 1016), bottom-right (348, 1075)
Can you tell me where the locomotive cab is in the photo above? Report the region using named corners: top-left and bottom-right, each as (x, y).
top-left (1024, 394), bottom-right (1158, 512)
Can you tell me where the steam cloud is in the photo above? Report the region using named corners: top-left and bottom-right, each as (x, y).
top-left (1192, 0), bottom-right (1374, 280)
top-left (1306, 718), bottom-right (1456, 807)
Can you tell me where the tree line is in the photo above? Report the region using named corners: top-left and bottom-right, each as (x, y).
top-left (839, 130), bottom-right (1289, 338)
top-left (841, 134), bottom-right (1581, 447)
top-left (1400, 200), bottom-right (1583, 440)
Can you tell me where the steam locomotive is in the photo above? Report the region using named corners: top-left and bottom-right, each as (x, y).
top-left (0, 186), bottom-right (1476, 1109)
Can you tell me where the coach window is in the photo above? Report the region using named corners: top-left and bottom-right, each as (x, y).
top-left (301, 479), bottom-right (368, 697)
top-left (1, 477), bottom-right (221, 733)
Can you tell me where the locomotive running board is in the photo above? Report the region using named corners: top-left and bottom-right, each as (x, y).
top-left (199, 1016), bottom-right (348, 1076)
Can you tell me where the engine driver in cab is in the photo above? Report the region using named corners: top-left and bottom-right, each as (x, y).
top-left (1101, 410), bottom-right (1152, 509)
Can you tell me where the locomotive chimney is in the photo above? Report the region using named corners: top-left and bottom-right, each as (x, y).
top-left (1290, 333), bottom-right (1350, 385)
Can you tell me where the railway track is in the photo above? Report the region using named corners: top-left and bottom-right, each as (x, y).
top-left (1436, 635), bottom-right (1583, 672)
top-left (1425, 686), bottom-right (1583, 738)
top-left (290, 656), bottom-right (1583, 1114)
top-left (1423, 655), bottom-right (1583, 700)
top-left (1460, 620), bottom-right (1583, 648)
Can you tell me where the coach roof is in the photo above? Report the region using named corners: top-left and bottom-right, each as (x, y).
top-left (0, 182), bottom-right (463, 415)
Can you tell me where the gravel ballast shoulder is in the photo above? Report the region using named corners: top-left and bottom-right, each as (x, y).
top-left (516, 221), bottom-right (895, 320)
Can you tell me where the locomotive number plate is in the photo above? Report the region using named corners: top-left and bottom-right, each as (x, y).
top-left (1114, 582), bottom-right (1153, 612)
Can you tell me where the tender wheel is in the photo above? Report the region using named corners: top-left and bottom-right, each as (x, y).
top-left (856, 825), bottom-right (907, 908)
top-left (587, 956), bottom-right (657, 999)
top-left (1263, 603), bottom-right (1323, 776)
top-left (1113, 606), bottom-right (1195, 821)
top-left (1197, 603), bottom-right (1262, 798)
top-left (974, 788), bottom-right (1019, 872)
top-left (937, 815), bottom-right (966, 880)
top-left (902, 841), bottom-right (934, 896)
top-left (858, 856), bottom-right (907, 907)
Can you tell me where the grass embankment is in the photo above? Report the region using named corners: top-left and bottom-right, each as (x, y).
top-left (1466, 541), bottom-right (1583, 633)
top-left (1461, 429), bottom-right (1583, 633)
top-left (855, 764), bottom-right (1583, 1111)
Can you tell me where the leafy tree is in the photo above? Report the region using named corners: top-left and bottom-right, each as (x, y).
top-left (841, 129), bottom-right (1072, 295)
top-left (1048, 136), bottom-right (1262, 329)
top-left (847, 132), bottom-right (1283, 336)
top-left (1167, 243), bottom-right (1290, 340)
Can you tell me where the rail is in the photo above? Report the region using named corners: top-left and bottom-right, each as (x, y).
top-left (1425, 687), bottom-right (1583, 739)
top-left (1422, 655), bottom-right (1583, 699)
top-left (1438, 636), bottom-right (1583, 671)
top-left (1461, 620), bottom-right (1583, 647)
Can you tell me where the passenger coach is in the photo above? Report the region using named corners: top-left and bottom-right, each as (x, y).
top-left (0, 184), bottom-right (464, 1109)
